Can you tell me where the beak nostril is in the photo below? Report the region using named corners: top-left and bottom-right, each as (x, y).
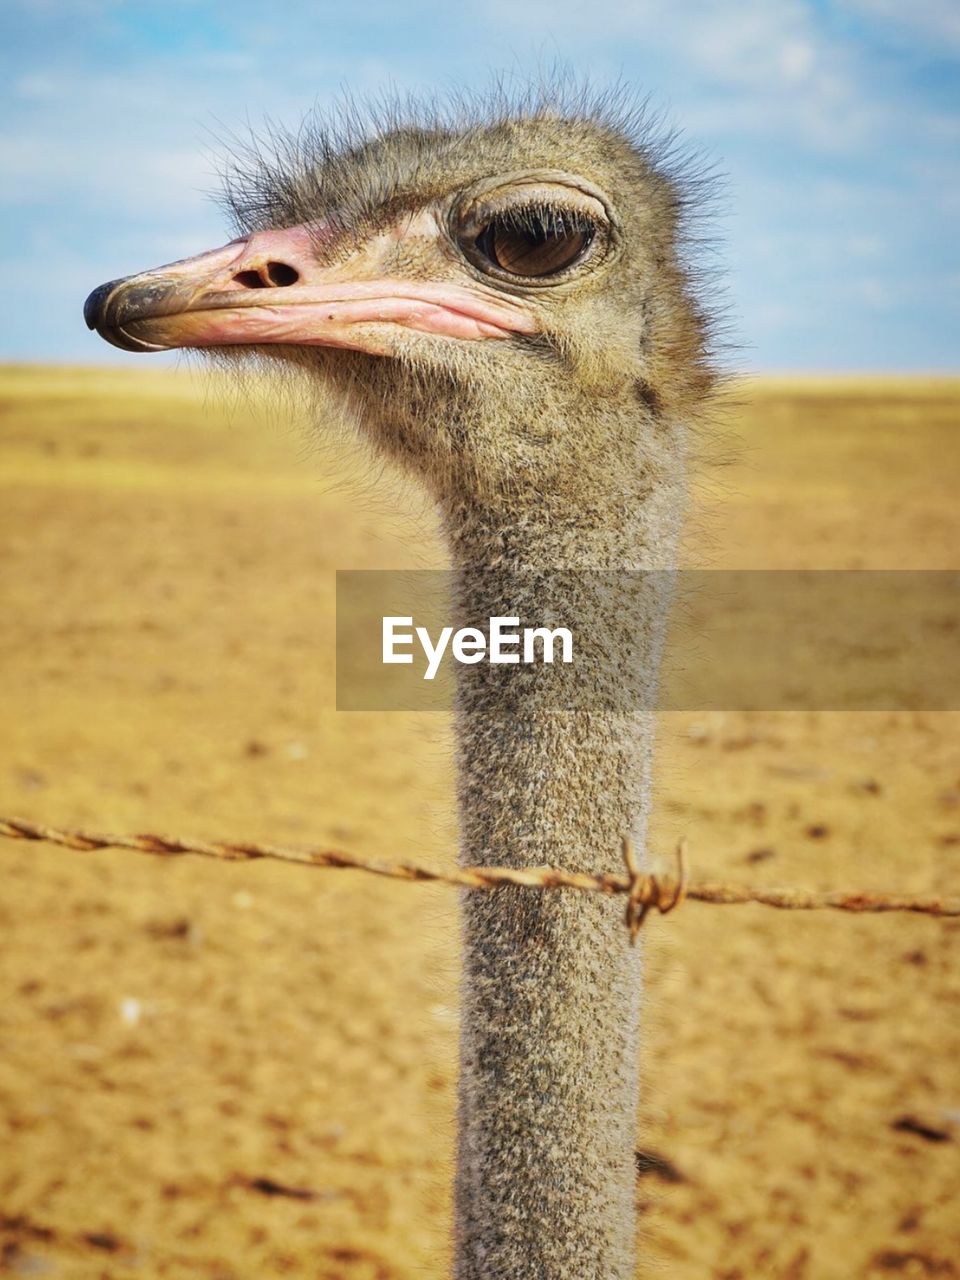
top-left (265, 261), bottom-right (299, 287)
top-left (234, 269), bottom-right (268, 290)
top-left (233, 263), bottom-right (299, 289)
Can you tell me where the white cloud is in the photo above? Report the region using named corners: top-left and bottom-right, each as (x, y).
top-left (477, 0), bottom-right (887, 151)
top-left (12, 73), bottom-right (63, 100)
top-left (0, 128), bottom-right (217, 218)
top-left (854, 277), bottom-right (893, 309)
top-left (844, 0), bottom-right (960, 54)
top-left (847, 234), bottom-right (885, 257)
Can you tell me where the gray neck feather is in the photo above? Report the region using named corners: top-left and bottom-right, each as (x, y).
top-left (442, 424), bottom-right (686, 1279)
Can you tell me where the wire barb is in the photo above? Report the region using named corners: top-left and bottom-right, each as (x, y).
top-left (1, 816), bottom-right (959, 936)
top-left (622, 838), bottom-right (690, 943)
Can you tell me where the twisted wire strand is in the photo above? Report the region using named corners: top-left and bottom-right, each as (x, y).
top-left (2, 817), bottom-right (958, 937)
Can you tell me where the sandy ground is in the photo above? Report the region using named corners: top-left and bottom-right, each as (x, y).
top-left (0, 367), bottom-right (958, 1279)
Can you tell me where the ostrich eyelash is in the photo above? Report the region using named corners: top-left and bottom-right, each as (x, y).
top-left (464, 204), bottom-right (600, 280)
top-left (488, 203), bottom-right (596, 236)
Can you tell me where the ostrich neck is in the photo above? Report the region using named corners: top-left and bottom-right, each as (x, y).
top-left (442, 436), bottom-right (686, 1280)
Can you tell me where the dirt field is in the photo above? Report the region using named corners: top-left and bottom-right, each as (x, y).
top-left (0, 367), bottom-right (958, 1279)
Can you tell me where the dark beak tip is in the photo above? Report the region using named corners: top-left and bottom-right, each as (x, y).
top-left (83, 278), bottom-right (123, 330)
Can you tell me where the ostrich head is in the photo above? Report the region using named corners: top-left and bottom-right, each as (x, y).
top-left (84, 87), bottom-right (714, 511)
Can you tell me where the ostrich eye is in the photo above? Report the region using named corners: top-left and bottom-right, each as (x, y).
top-left (471, 206), bottom-right (596, 278)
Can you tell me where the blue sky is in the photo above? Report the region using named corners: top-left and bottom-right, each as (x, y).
top-left (2, 0), bottom-right (958, 369)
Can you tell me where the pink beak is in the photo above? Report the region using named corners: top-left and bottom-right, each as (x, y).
top-left (84, 224), bottom-right (537, 355)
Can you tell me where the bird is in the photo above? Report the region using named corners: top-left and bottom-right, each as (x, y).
top-left (84, 80), bottom-right (717, 1279)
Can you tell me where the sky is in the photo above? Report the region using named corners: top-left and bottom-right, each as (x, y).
top-left (2, 0), bottom-right (958, 370)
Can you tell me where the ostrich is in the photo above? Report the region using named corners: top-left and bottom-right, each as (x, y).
top-left (84, 85), bottom-right (715, 1279)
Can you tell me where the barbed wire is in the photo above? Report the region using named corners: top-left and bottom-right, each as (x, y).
top-left (2, 816), bottom-right (958, 940)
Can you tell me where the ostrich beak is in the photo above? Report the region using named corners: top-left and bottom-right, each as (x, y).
top-left (83, 224), bottom-right (536, 355)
